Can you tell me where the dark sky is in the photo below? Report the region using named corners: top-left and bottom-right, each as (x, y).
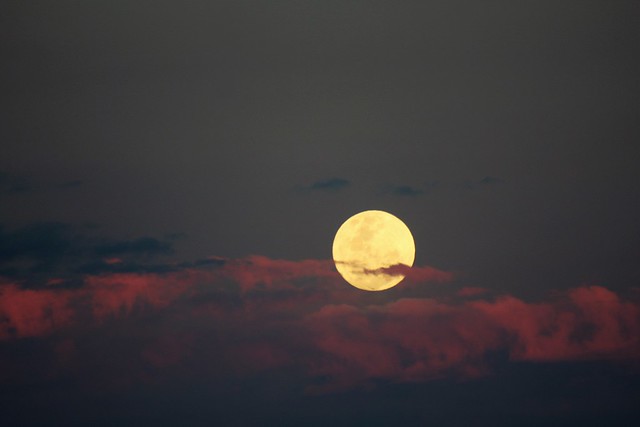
top-left (1, 1), bottom-right (639, 426)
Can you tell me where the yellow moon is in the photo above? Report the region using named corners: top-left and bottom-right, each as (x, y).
top-left (332, 210), bottom-right (415, 291)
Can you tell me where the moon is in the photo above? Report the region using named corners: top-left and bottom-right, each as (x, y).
top-left (332, 210), bottom-right (415, 291)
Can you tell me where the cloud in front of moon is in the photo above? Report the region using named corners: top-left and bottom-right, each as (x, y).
top-left (332, 210), bottom-right (415, 291)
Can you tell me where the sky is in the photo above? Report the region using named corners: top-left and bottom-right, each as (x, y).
top-left (1, 1), bottom-right (639, 425)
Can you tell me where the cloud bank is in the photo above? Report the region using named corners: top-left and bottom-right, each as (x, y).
top-left (1, 256), bottom-right (638, 394)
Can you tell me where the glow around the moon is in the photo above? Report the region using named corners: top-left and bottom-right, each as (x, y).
top-left (332, 210), bottom-right (415, 291)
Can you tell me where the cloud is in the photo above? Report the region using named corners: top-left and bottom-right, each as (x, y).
top-left (0, 171), bottom-right (34, 194)
top-left (0, 255), bottom-right (451, 340)
top-left (0, 222), bottom-right (177, 283)
top-left (0, 270), bottom-right (207, 339)
top-left (93, 237), bottom-right (174, 257)
top-left (391, 185), bottom-right (424, 196)
top-left (0, 222), bottom-right (74, 261)
top-left (304, 286), bottom-right (640, 393)
top-left (221, 255), bottom-right (339, 292)
top-left (0, 284), bottom-right (75, 339)
top-left (471, 286), bottom-right (640, 362)
top-left (463, 176), bottom-right (505, 190)
top-left (84, 272), bottom-right (200, 322)
top-left (457, 286), bottom-right (490, 297)
top-left (0, 172), bottom-right (84, 195)
top-left (381, 181), bottom-right (438, 197)
top-left (306, 177), bottom-right (350, 191)
top-left (1, 255), bottom-right (638, 395)
top-left (364, 263), bottom-right (454, 284)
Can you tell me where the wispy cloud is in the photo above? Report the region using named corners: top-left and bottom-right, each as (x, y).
top-left (381, 181), bottom-right (439, 197)
top-left (363, 263), bottom-right (453, 283)
top-left (1, 171), bottom-right (85, 195)
top-left (304, 177), bottom-right (350, 191)
top-left (391, 185), bottom-right (424, 196)
top-left (0, 171), bottom-right (33, 194)
top-left (0, 222), bottom-right (178, 283)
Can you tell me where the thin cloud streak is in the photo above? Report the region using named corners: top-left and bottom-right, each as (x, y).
top-left (363, 263), bottom-right (454, 283)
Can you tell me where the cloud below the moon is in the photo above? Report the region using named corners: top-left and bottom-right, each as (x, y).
top-left (1, 256), bottom-right (639, 394)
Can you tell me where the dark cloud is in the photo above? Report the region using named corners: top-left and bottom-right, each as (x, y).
top-left (75, 259), bottom-right (178, 276)
top-left (1, 172), bottom-right (85, 195)
top-left (0, 222), bottom-right (75, 261)
top-left (71, 255), bottom-right (226, 277)
top-left (0, 222), bottom-right (177, 284)
top-left (307, 178), bottom-right (350, 191)
top-left (391, 185), bottom-right (424, 196)
top-left (93, 237), bottom-right (173, 257)
top-left (0, 171), bottom-right (34, 194)
top-left (363, 263), bottom-right (453, 284)
top-left (178, 256), bottom-right (227, 268)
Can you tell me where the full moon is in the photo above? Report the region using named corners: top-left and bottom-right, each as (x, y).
top-left (332, 210), bottom-right (415, 291)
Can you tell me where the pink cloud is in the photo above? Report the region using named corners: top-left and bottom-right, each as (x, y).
top-left (304, 298), bottom-right (502, 393)
top-left (457, 286), bottom-right (489, 297)
top-left (85, 272), bottom-right (197, 321)
top-left (1, 258), bottom-right (638, 395)
top-left (303, 286), bottom-right (640, 392)
top-left (0, 284), bottom-right (74, 339)
top-left (219, 255), bottom-right (340, 292)
top-left (472, 286), bottom-right (640, 362)
top-left (0, 269), bottom-right (212, 339)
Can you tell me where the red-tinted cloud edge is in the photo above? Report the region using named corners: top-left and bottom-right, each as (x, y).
top-left (1, 256), bottom-right (639, 393)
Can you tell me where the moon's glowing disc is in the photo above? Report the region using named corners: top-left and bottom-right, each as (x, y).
top-left (332, 210), bottom-right (415, 291)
